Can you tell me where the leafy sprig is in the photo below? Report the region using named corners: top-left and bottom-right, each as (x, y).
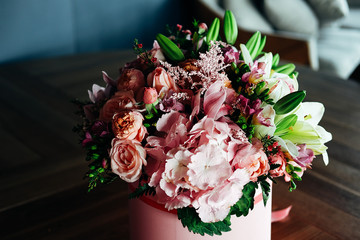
top-left (129, 183), bottom-right (156, 199)
top-left (177, 207), bottom-right (232, 236)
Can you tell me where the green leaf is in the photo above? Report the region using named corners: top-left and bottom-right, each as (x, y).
top-left (129, 183), bottom-right (156, 199)
top-left (275, 114), bottom-right (298, 135)
top-left (230, 181), bottom-right (257, 217)
top-left (273, 90), bottom-right (306, 115)
top-left (223, 10), bottom-right (238, 45)
top-left (156, 33), bottom-right (185, 62)
top-left (206, 17), bottom-right (220, 45)
top-left (260, 180), bottom-right (271, 206)
top-left (177, 207), bottom-right (231, 236)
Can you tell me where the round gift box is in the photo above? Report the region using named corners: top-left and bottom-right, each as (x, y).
top-left (129, 185), bottom-right (272, 240)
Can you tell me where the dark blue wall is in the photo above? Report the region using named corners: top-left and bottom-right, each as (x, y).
top-left (0, 0), bottom-right (186, 63)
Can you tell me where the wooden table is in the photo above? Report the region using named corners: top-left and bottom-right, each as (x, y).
top-left (0, 51), bottom-right (359, 239)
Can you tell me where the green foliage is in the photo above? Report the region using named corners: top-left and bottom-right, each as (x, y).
top-left (285, 162), bottom-right (303, 192)
top-left (273, 90), bottom-right (306, 115)
top-left (230, 181), bottom-right (258, 217)
top-left (129, 183), bottom-right (156, 199)
top-left (260, 180), bottom-right (271, 206)
top-left (177, 207), bottom-right (232, 236)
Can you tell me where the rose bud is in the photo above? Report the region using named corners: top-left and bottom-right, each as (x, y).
top-left (198, 22), bottom-right (208, 34)
top-left (143, 87), bottom-right (158, 104)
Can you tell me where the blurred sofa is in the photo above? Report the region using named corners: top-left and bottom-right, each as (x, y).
top-left (196, 0), bottom-right (360, 79)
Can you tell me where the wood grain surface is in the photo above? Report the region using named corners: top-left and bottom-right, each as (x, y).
top-left (0, 51), bottom-right (359, 239)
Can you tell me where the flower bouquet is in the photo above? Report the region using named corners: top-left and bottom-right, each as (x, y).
top-left (73, 10), bottom-right (331, 238)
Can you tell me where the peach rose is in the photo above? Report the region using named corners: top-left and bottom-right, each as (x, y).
top-left (143, 87), bottom-right (158, 104)
top-left (99, 91), bottom-right (136, 122)
top-left (147, 67), bottom-right (178, 97)
top-left (112, 110), bottom-right (147, 142)
top-left (232, 138), bottom-right (270, 181)
top-left (110, 139), bottom-right (146, 182)
top-left (269, 151), bottom-right (286, 177)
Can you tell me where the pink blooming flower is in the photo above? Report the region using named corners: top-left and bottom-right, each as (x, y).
top-left (293, 144), bottom-right (315, 167)
top-left (159, 147), bottom-right (194, 197)
top-left (110, 139), bottom-right (146, 183)
top-left (193, 169), bottom-right (250, 223)
top-left (147, 67), bottom-right (178, 97)
top-left (241, 61), bottom-right (265, 85)
top-left (187, 140), bottom-right (232, 190)
top-left (143, 87), bottom-right (158, 104)
top-left (88, 84), bottom-right (106, 104)
top-left (232, 138), bottom-right (270, 181)
top-left (222, 46), bottom-right (240, 64)
top-left (203, 81), bottom-right (228, 119)
top-left (269, 151), bottom-right (287, 178)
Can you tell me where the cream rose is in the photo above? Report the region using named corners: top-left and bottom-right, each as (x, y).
top-left (110, 139), bottom-right (147, 182)
top-left (99, 91), bottom-right (136, 122)
top-left (112, 110), bottom-right (147, 141)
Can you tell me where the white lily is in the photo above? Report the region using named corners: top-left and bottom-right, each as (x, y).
top-left (277, 102), bottom-right (332, 165)
top-left (255, 102), bottom-right (332, 165)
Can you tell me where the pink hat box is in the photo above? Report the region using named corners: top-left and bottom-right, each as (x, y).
top-left (129, 184), bottom-right (272, 240)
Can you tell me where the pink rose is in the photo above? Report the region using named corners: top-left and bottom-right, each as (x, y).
top-left (143, 87), bottom-right (158, 104)
top-left (110, 139), bottom-right (146, 182)
top-left (232, 138), bottom-right (270, 181)
top-left (99, 91), bottom-right (136, 122)
top-left (112, 110), bottom-right (147, 141)
top-left (269, 151), bottom-right (286, 178)
top-left (147, 67), bottom-right (178, 97)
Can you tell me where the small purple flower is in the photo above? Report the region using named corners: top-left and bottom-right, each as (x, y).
top-left (82, 132), bottom-right (93, 147)
top-left (91, 120), bottom-right (110, 137)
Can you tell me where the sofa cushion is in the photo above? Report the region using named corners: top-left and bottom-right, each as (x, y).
top-left (264, 0), bottom-right (318, 35)
top-left (341, 9), bottom-right (360, 29)
top-left (317, 28), bottom-right (360, 79)
top-left (307, 0), bottom-right (349, 24)
top-left (223, 0), bottom-right (273, 33)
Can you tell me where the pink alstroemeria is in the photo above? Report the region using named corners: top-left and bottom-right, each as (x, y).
top-left (222, 46), bottom-right (240, 64)
top-left (241, 61), bottom-right (265, 85)
top-left (293, 144), bottom-right (315, 167)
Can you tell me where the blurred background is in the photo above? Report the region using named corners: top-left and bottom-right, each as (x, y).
top-left (0, 0), bottom-right (192, 63)
top-left (1, 0), bottom-right (359, 239)
top-left (1, 0), bottom-right (360, 80)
